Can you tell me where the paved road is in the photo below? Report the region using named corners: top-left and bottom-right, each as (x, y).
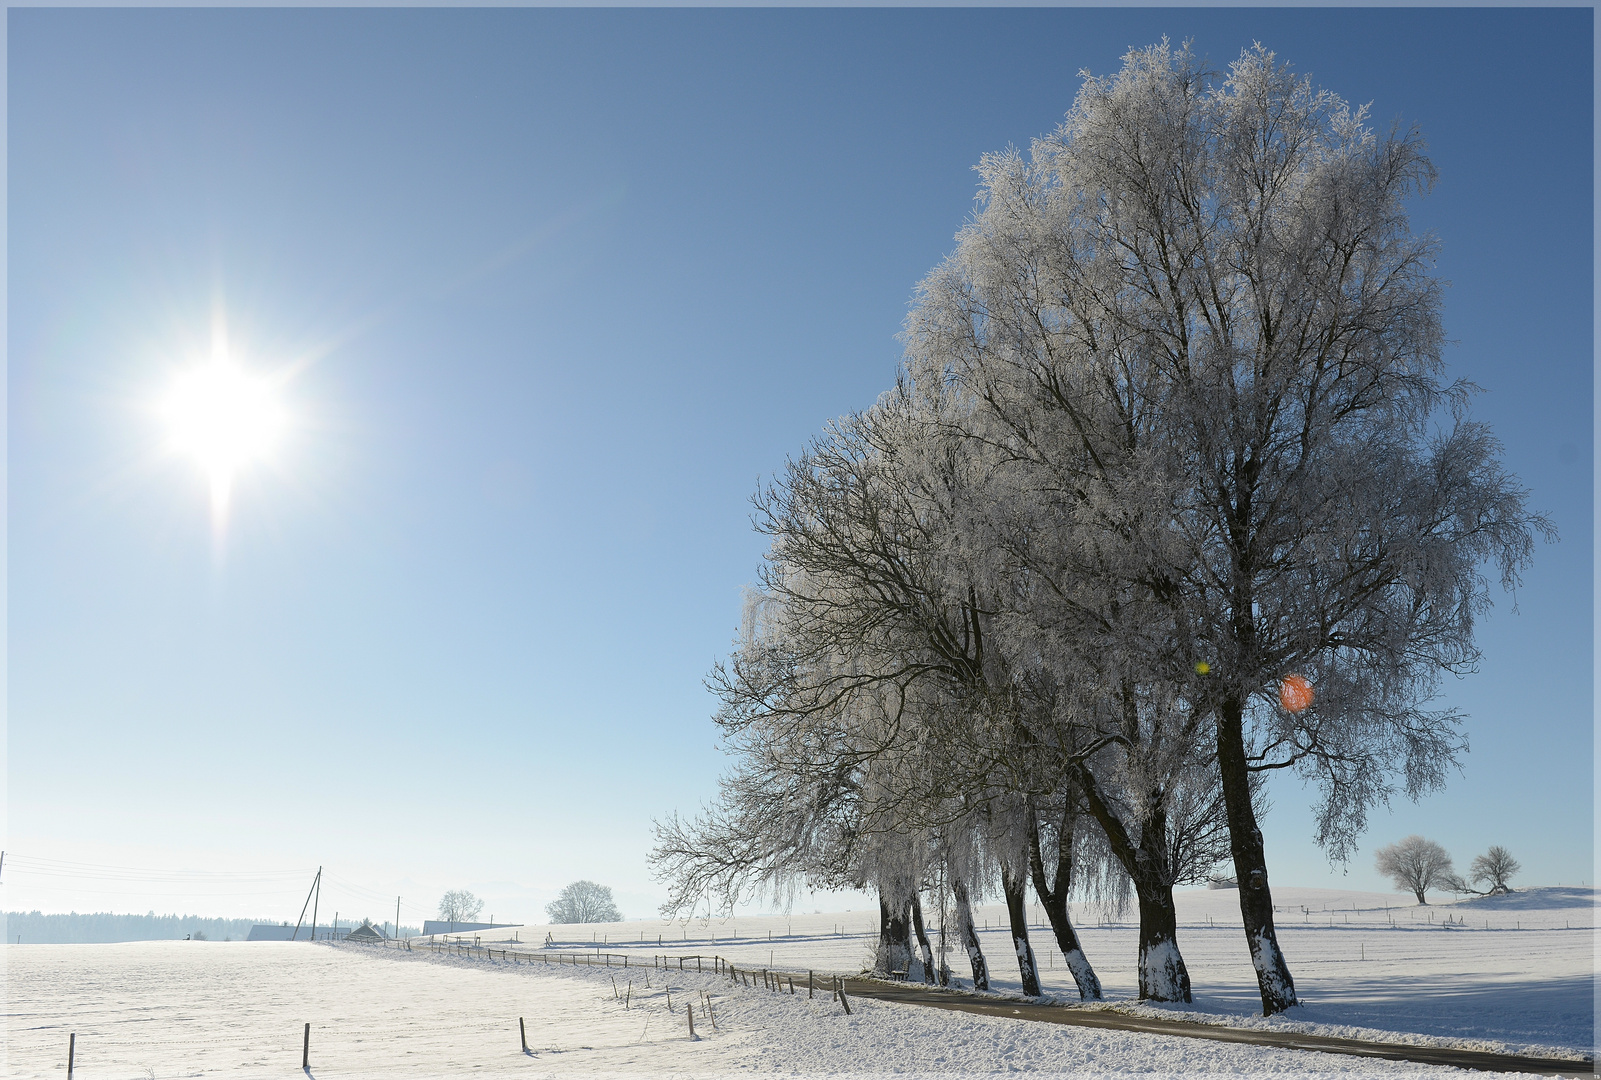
top-left (833, 977), bottom-right (1595, 1078)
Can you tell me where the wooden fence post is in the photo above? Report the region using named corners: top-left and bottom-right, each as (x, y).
top-left (302, 1023), bottom-right (311, 1070)
top-left (809, 970), bottom-right (814, 998)
top-left (687, 1004), bottom-right (696, 1040)
top-left (67, 1033), bottom-right (75, 1079)
top-left (520, 1017), bottom-right (528, 1053)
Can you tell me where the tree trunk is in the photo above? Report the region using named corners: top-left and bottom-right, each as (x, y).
top-left (934, 885), bottom-right (952, 987)
top-left (1074, 765), bottom-right (1192, 1003)
top-left (909, 893), bottom-right (937, 985)
top-left (1217, 694), bottom-right (1298, 1015)
top-left (1414, 888), bottom-right (1427, 905)
top-left (1027, 805), bottom-right (1102, 1000)
top-left (950, 877), bottom-right (989, 990)
top-left (1129, 879), bottom-right (1190, 1001)
top-left (876, 891), bottom-right (912, 978)
top-left (1000, 858), bottom-right (1042, 996)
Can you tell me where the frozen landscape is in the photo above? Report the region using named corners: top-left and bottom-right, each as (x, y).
top-left (8, 886), bottom-right (1591, 1077)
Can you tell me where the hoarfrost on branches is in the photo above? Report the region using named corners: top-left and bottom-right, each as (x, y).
top-left (1374, 836), bottom-right (1455, 905)
top-left (654, 36), bottom-right (1548, 1021)
top-left (436, 890), bottom-right (483, 924)
top-left (545, 881), bottom-right (622, 924)
top-left (1470, 846), bottom-right (1520, 895)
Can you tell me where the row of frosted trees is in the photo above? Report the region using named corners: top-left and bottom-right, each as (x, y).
top-left (651, 42), bottom-right (1545, 1015)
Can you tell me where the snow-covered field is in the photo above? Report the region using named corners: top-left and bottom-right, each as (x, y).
top-left (468, 886), bottom-right (1598, 1057)
top-left (6, 887), bottom-right (1592, 1077)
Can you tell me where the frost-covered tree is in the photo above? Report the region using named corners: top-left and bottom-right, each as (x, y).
top-left (436, 889), bottom-right (483, 924)
top-left (1375, 836), bottom-right (1454, 904)
top-left (654, 399), bottom-right (1109, 996)
top-left (1470, 846), bottom-right (1520, 894)
top-left (901, 40), bottom-right (1547, 1014)
top-left (545, 881), bottom-right (621, 924)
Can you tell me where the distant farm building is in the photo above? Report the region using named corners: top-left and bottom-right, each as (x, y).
top-left (421, 920), bottom-right (517, 936)
top-left (344, 922), bottom-right (387, 942)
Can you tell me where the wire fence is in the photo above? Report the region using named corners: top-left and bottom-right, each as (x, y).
top-left (15, 938), bottom-right (857, 1077)
top-left (19, 917), bottom-right (1590, 1076)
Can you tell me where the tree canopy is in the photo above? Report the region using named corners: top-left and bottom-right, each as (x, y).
top-left (546, 881), bottom-right (621, 924)
top-left (654, 38), bottom-right (1546, 1018)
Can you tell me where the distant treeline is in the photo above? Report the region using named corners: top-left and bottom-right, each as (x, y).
top-left (4, 911), bottom-right (263, 944)
top-left (3, 911), bottom-right (425, 943)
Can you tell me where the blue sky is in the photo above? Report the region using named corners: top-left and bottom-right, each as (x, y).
top-left (5, 8), bottom-right (1592, 929)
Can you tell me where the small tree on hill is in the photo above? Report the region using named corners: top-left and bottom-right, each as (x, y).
top-left (1375, 836), bottom-right (1454, 904)
top-left (437, 889), bottom-right (484, 924)
top-left (546, 881), bottom-right (621, 924)
top-left (1470, 846), bottom-right (1520, 894)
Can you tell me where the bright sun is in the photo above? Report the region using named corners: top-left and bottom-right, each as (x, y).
top-left (161, 360), bottom-right (285, 515)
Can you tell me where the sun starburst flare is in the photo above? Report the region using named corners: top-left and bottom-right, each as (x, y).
top-left (160, 358), bottom-right (286, 534)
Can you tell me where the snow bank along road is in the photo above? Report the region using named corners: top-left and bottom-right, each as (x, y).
top-left (830, 979), bottom-right (1595, 1077)
top-left (5, 933), bottom-right (1590, 1077)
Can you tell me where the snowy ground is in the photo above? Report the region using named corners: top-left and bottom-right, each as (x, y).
top-left (477, 886), bottom-right (1598, 1058)
top-left (0, 936), bottom-right (1564, 1078)
top-left (6, 887), bottom-right (1592, 1077)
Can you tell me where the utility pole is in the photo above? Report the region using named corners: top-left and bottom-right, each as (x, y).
top-left (396, 897), bottom-right (402, 940)
top-left (291, 867), bottom-right (322, 941)
top-left (310, 870), bottom-right (321, 942)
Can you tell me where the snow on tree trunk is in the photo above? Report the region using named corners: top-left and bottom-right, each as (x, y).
top-left (875, 892), bottom-right (912, 977)
top-left (1133, 878), bottom-right (1191, 1003)
top-left (1000, 860), bottom-right (1042, 997)
top-left (1059, 933), bottom-right (1101, 1001)
top-left (909, 893), bottom-right (938, 985)
top-left (950, 877), bottom-right (989, 990)
top-left (1218, 697), bottom-right (1298, 1015)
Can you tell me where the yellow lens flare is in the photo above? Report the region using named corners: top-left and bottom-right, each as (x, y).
top-left (161, 360), bottom-right (285, 528)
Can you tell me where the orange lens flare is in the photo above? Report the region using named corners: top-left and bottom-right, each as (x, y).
top-left (1278, 674), bottom-right (1314, 713)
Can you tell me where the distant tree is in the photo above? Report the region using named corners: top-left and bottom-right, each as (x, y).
top-left (546, 881), bottom-right (621, 924)
top-left (437, 889), bottom-right (483, 924)
top-left (1470, 846), bottom-right (1520, 894)
top-left (1375, 836), bottom-right (1455, 904)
